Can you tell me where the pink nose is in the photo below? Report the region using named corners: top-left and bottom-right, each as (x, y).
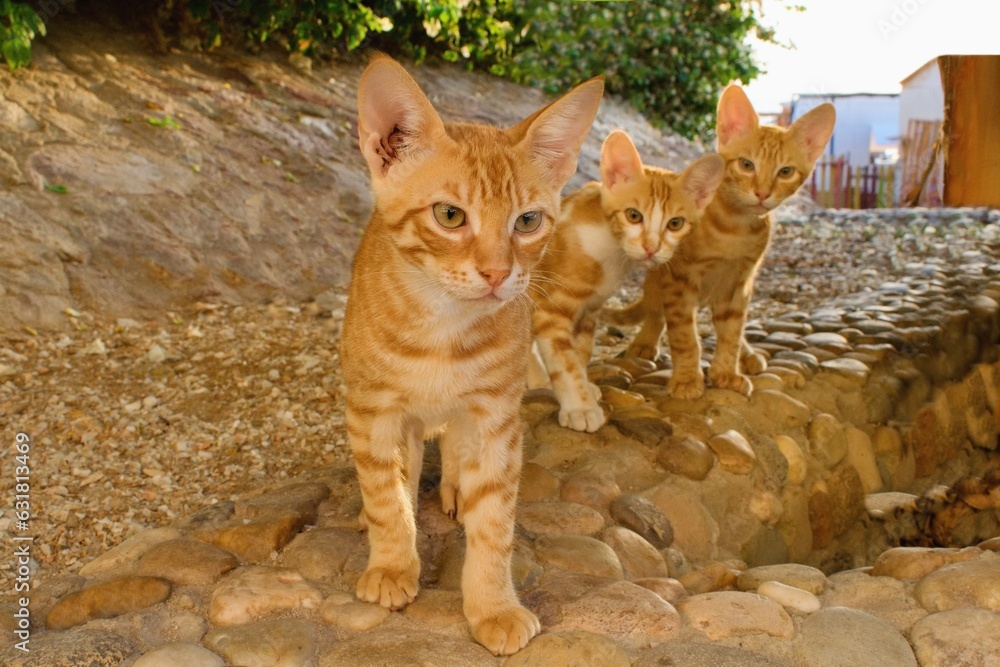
top-left (480, 269), bottom-right (510, 289)
top-left (756, 191), bottom-right (770, 202)
top-left (643, 243), bottom-right (657, 257)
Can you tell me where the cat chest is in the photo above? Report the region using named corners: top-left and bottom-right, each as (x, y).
top-left (571, 223), bottom-right (630, 305)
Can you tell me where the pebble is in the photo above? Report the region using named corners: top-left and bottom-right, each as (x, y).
top-left (505, 629), bottom-right (630, 667)
top-left (600, 526), bottom-right (669, 579)
top-left (676, 591), bottom-right (795, 640)
top-left (707, 430), bottom-right (757, 474)
top-left (519, 462), bottom-right (561, 502)
top-left (608, 415), bottom-right (673, 446)
top-left (750, 389), bottom-right (812, 430)
top-left (678, 562), bottom-right (739, 595)
top-left (798, 606), bottom-right (917, 667)
top-left (737, 563), bottom-right (828, 595)
top-left (534, 534), bottom-right (624, 579)
top-left (135, 538), bottom-right (238, 585)
top-left (559, 471), bottom-right (622, 510)
top-left (822, 570), bottom-right (929, 632)
top-left (518, 501), bottom-right (605, 536)
top-left (234, 481), bottom-right (331, 522)
top-left (133, 643), bottom-right (225, 667)
top-left (913, 555), bottom-right (1000, 612)
top-left (757, 580), bottom-right (821, 613)
top-left (208, 567), bottom-right (323, 626)
top-left (656, 435), bottom-right (715, 481)
top-left (872, 546), bottom-right (983, 580)
top-left (402, 589), bottom-right (467, 635)
top-left (78, 527), bottom-right (181, 577)
top-left (556, 580), bottom-right (681, 645)
top-left (192, 511), bottom-right (306, 563)
top-left (280, 527), bottom-right (365, 582)
top-left (608, 493), bottom-right (674, 548)
top-left (774, 435), bottom-right (807, 485)
top-left (632, 577), bottom-right (688, 603)
top-left (909, 608), bottom-right (1000, 667)
top-left (46, 576), bottom-right (171, 630)
top-left (320, 592), bottom-right (390, 632)
top-left (204, 618), bottom-right (317, 667)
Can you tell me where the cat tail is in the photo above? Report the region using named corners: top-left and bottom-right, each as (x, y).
top-left (602, 297), bottom-right (646, 326)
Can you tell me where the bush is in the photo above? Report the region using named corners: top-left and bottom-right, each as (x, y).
top-left (5, 0), bottom-right (788, 139)
top-left (0, 0), bottom-right (44, 68)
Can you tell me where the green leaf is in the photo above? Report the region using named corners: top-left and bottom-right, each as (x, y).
top-left (44, 183), bottom-right (68, 194)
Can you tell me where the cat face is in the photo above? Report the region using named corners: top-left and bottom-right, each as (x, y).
top-left (714, 85), bottom-right (836, 214)
top-left (356, 57), bottom-right (604, 308)
top-left (600, 130), bottom-right (724, 264)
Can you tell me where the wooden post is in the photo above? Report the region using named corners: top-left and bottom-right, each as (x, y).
top-left (940, 55), bottom-right (1000, 208)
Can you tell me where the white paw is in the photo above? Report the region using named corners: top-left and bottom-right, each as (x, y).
top-left (558, 405), bottom-right (606, 433)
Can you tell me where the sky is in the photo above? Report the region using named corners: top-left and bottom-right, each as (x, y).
top-left (742, 0), bottom-right (1000, 112)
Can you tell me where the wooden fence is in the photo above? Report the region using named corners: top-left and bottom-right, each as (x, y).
top-left (899, 119), bottom-right (944, 207)
top-left (808, 157), bottom-right (897, 209)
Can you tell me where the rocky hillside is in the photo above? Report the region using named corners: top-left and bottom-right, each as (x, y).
top-left (0, 16), bottom-right (704, 331)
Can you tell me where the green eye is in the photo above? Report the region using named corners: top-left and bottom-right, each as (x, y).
top-left (515, 210), bottom-right (543, 233)
top-left (432, 203), bottom-right (466, 229)
top-left (625, 208), bottom-right (643, 224)
top-left (666, 217), bottom-right (685, 231)
top-left (778, 166), bottom-right (795, 177)
top-left (739, 158), bottom-right (755, 171)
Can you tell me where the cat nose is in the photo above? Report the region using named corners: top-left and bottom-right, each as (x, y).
top-left (643, 242), bottom-right (658, 257)
top-left (755, 190), bottom-right (770, 202)
top-left (480, 268), bottom-right (510, 289)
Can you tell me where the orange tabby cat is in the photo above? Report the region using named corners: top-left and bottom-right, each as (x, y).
top-left (529, 130), bottom-right (724, 432)
top-left (340, 55), bottom-right (602, 655)
top-left (611, 85), bottom-right (835, 399)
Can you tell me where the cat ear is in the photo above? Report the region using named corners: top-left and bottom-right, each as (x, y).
top-left (716, 84), bottom-right (759, 150)
top-left (600, 130), bottom-right (644, 190)
top-left (513, 77), bottom-right (605, 187)
top-left (680, 154), bottom-right (726, 209)
top-left (788, 103), bottom-right (837, 163)
top-left (356, 54), bottom-right (447, 179)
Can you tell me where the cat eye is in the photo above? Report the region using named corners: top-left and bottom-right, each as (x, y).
top-left (625, 208), bottom-right (644, 224)
top-left (432, 203), bottom-right (466, 229)
top-left (515, 210), bottom-right (543, 233)
top-left (778, 166), bottom-right (796, 178)
top-left (739, 158), bottom-right (755, 172)
top-left (666, 217), bottom-right (685, 231)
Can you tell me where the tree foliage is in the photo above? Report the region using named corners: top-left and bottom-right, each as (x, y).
top-left (4, 0), bottom-right (789, 139)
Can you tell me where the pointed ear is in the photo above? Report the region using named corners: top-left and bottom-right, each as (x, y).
top-left (716, 84), bottom-right (759, 150)
top-left (356, 55), bottom-right (446, 179)
top-left (788, 103), bottom-right (836, 163)
top-left (514, 77), bottom-right (604, 187)
top-left (600, 130), bottom-right (644, 190)
top-left (680, 154), bottom-right (725, 209)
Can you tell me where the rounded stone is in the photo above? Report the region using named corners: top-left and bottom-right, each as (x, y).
top-left (676, 591), bottom-right (795, 640)
top-left (320, 592), bottom-right (390, 633)
top-left (774, 435), bottom-right (807, 485)
top-left (634, 642), bottom-right (793, 667)
top-left (808, 413), bottom-right (848, 467)
top-left (600, 526), bottom-right (669, 580)
top-left (757, 581), bottom-right (821, 614)
top-left (913, 556), bottom-right (1000, 612)
top-left (656, 435), bottom-right (714, 481)
top-left (519, 462), bottom-right (561, 502)
top-left (609, 493), bottom-right (673, 548)
top-left (821, 570), bottom-right (928, 633)
top-left (204, 618), bottom-right (316, 667)
top-left (280, 527), bottom-right (365, 582)
top-left (517, 501), bottom-right (605, 536)
top-left (560, 471), bottom-right (621, 511)
top-left (738, 563), bottom-right (828, 595)
top-left (707, 430), bottom-right (757, 474)
top-left (134, 538), bottom-right (238, 586)
top-left (504, 630), bottom-right (630, 667)
top-left (46, 576), bottom-right (172, 630)
top-left (678, 562), bottom-right (740, 595)
top-left (78, 527), bottom-right (181, 577)
top-left (0, 629), bottom-right (139, 667)
top-left (556, 580), bottom-right (680, 645)
top-left (134, 643), bottom-right (225, 667)
top-left (798, 607), bottom-right (917, 667)
top-left (750, 390), bottom-right (812, 430)
top-left (910, 608), bottom-right (1000, 667)
top-left (632, 577), bottom-right (687, 603)
top-left (872, 546), bottom-right (983, 580)
top-left (534, 535), bottom-right (624, 580)
top-left (208, 566), bottom-right (323, 626)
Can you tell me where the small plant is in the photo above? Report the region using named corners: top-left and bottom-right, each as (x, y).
top-left (0, 0), bottom-right (44, 69)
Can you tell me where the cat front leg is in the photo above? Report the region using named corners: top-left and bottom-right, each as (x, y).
top-left (534, 307), bottom-right (605, 432)
top-left (663, 278), bottom-right (705, 399)
top-left (448, 412), bottom-right (540, 655)
top-left (709, 291), bottom-right (753, 397)
top-left (348, 404), bottom-right (420, 610)
top-left (626, 265), bottom-right (667, 361)
top-left (740, 337), bottom-right (768, 375)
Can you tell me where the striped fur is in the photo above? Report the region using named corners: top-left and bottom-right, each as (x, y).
top-left (341, 56), bottom-right (602, 656)
top-left (615, 85), bottom-right (835, 399)
top-left (529, 131), bottom-right (723, 431)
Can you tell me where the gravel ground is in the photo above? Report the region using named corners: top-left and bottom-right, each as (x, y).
top-left (2, 206), bottom-right (999, 598)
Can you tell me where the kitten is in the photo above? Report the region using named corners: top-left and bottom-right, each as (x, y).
top-left (608, 85), bottom-right (835, 399)
top-left (340, 55), bottom-right (602, 655)
top-left (529, 130), bottom-right (724, 432)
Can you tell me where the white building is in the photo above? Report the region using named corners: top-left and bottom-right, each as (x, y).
top-left (790, 93), bottom-right (899, 167)
top-left (900, 59), bottom-right (944, 133)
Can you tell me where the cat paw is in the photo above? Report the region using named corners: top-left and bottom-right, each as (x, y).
top-left (741, 351), bottom-right (768, 375)
top-left (668, 377), bottom-right (706, 399)
top-left (711, 371), bottom-right (753, 397)
top-left (356, 564), bottom-right (419, 610)
top-left (558, 405), bottom-right (606, 433)
top-left (626, 340), bottom-right (659, 361)
top-left (471, 605), bottom-right (541, 656)
top-left (586, 381), bottom-right (603, 402)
